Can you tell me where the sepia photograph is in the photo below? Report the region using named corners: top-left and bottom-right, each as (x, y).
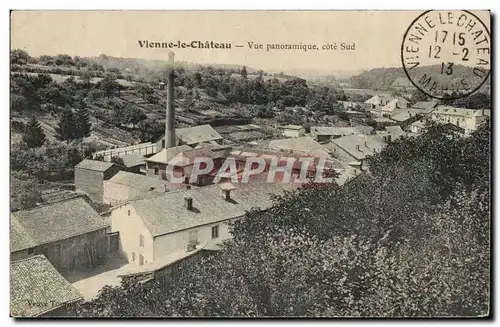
top-left (8, 9), bottom-right (491, 318)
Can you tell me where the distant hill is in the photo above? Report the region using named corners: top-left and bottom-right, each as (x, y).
top-left (347, 65), bottom-right (491, 92)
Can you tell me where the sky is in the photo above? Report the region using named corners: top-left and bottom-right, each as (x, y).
top-left (10, 10), bottom-right (490, 74)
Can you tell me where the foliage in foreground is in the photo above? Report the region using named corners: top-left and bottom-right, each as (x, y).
top-left (76, 123), bottom-right (490, 317)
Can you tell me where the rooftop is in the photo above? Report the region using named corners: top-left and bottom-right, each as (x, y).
top-left (146, 145), bottom-right (192, 164)
top-left (75, 159), bottom-right (115, 172)
top-left (10, 255), bottom-right (83, 317)
top-left (119, 153), bottom-right (146, 168)
top-left (175, 124), bottom-right (223, 145)
top-left (268, 136), bottom-right (330, 157)
top-left (282, 124), bottom-right (304, 130)
top-left (11, 197), bottom-right (108, 252)
top-left (311, 126), bottom-right (374, 136)
top-left (330, 134), bottom-right (386, 161)
top-left (411, 100), bottom-right (438, 111)
top-left (433, 106), bottom-right (491, 117)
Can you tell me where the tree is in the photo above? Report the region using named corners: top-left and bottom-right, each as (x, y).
top-left (22, 117), bottom-right (46, 148)
top-left (241, 66), bottom-right (248, 79)
top-left (11, 49), bottom-right (30, 65)
top-left (74, 106), bottom-right (92, 147)
top-left (99, 73), bottom-right (121, 98)
top-left (110, 156), bottom-right (125, 166)
top-left (10, 175), bottom-right (43, 211)
top-left (55, 109), bottom-right (77, 143)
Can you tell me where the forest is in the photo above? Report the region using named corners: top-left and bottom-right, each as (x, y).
top-left (76, 122), bottom-right (490, 317)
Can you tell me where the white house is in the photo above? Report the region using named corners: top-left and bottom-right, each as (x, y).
top-left (281, 125), bottom-right (306, 138)
top-left (110, 182), bottom-right (295, 266)
top-left (430, 106), bottom-right (490, 134)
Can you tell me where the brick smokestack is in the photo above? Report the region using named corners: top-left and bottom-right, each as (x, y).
top-left (165, 51), bottom-right (176, 149)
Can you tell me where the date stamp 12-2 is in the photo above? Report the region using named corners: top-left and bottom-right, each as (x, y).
top-left (401, 10), bottom-right (490, 100)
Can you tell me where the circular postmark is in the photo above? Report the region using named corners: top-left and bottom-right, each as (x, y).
top-left (401, 10), bottom-right (490, 100)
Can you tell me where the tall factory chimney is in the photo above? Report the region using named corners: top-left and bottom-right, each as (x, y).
top-left (165, 51), bottom-right (176, 149)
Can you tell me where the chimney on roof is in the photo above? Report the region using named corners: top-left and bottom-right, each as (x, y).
top-left (223, 189), bottom-right (231, 201)
top-left (184, 196), bottom-right (193, 211)
top-left (165, 51), bottom-right (176, 149)
top-left (164, 185), bottom-right (168, 192)
top-left (364, 141), bottom-right (368, 147)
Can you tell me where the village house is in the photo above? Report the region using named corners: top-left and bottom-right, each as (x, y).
top-left (376, 125), bottom-right (407, 142)
top-left (156, 124), bottom-right (223, 149)
top-left (323, 134), bottom-right (386, 170)
top-left (10, 255), bottom-right (83, 317)
top-left (281, 124), bottom-right (306, 138)
top-left (109, 182), bottom-right (295, 266)
top-left (10, 197), bottom-right (116, 271)
top-left (103, 171), bottom-right (189, 206)
top-left (74, 159), bottom-right (121, 203)
top-left (268, 136), bottom-right (331, 158)
top-left (146, 146), bottom-right (226, 186)
top-left (430, 106), bottom-right (490, 134)
top-left (408, 120), bottom-right (428, 134)
top-left (311, 126), bottom-right (374, 142)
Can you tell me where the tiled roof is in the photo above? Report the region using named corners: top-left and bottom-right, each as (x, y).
top-left (282, 124), bottom-right (304, 130)
top-left (10, 255), bottom-right (82, 317)
top-left (176, 124), bottom-right (223, 145)
top-left (119, 153), bottom-right (146, 168)
top-left (11, 197), bottom-right (108, 252)
top-left (130, 182), bottom-right (296, 237)
top-left (74, 159), bottom-right (115, 172)
top-left (107, 171), bottom-right (184, 192)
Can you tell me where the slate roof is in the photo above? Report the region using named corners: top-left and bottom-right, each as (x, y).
top-left (11, 197), bottom-right (108, 252)
top-left (146, 145), bottom-right (192, 164)
top-left (175, 124), bottom-right (223, 145)
top-left (119, 153), bottom-right (146, 168)
top-left (130, 182), bottom-right (296, 237)
top-left (385, 125), bottom-right (405, 134)
top-left (10, 255), bottom-right (83, 317)
top-left (74, 159), bottom-right (115, 172)
top-left (331, 134), bottom-right (386, 161)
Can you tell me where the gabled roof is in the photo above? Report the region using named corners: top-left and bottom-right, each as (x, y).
top-left (10, 255), bottom-right (83, 317)
top-left (75, 159), bottom-right (115, 172)
top-left (129, 182), bottom-right (296, 237)
top-left (175, 124), bottom-right (223, 145)
top-left (385, 125), bottom-right (405, 134)
top-left (11, 197), bottom-right (108, 252)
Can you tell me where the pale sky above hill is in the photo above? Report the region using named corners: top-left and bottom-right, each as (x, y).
top-left (11, 10), bottom-right (490, 74)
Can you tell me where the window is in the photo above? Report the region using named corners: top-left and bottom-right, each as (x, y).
top-left (132, 252), bottom-right (135, 262)
top-left (27, 247), bottom-right (35, 255)
top-left (211, 225), bottom-right (219, 239)
top-left (139, 234), bottom-right (144, 247)
top-left (161, 140), bottom-right (165, 148)
top-left (188, 230), bottom-right (198, 243)
top-left (154, 167), bottom-right (159, 175)
top-left (128, 210), bottom-right (131, 216)
top-left (139, 254), bottom-right (144, 266)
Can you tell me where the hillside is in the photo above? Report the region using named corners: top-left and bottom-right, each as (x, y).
top-left (347, 65), bottom-right (491, 92)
